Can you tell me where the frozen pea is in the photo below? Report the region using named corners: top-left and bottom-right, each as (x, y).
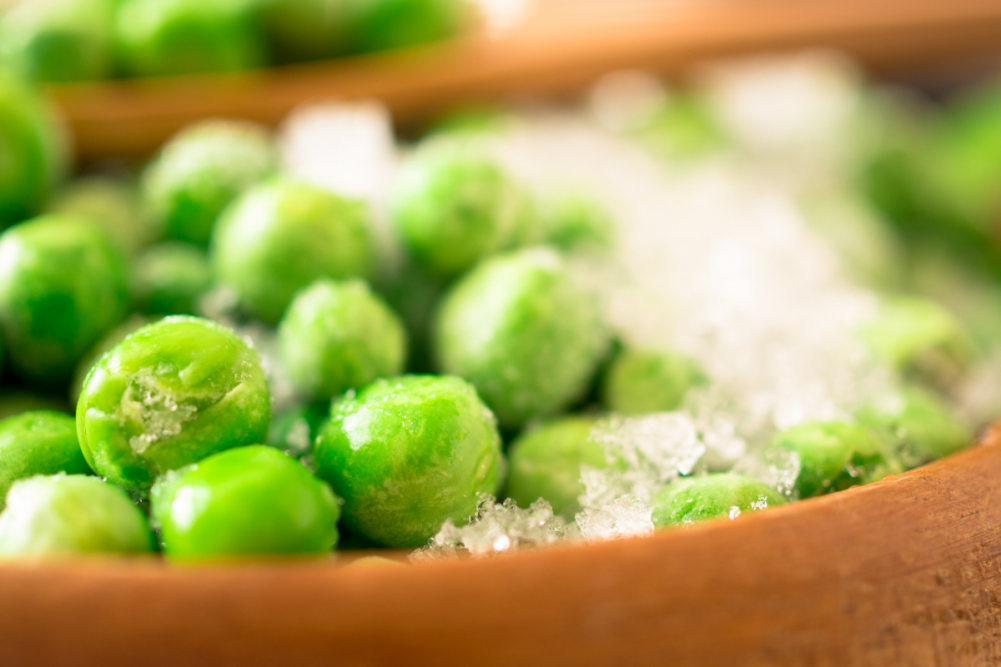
top-left (76, 316), bottom-right (271, 494)
top-left (0, 215), bottom-right (130, 385)
top-left (601, 348), bottom-right (707, 414)
top-left (49, 177), bottom-right (155, 256)
top-left (142, 120), bottom-right (278, 247)
top-left (0, 411), bottom-right (91, 511)
top-left (151, 445), bottom-right (340, 559)
top-left (133, 243), bottom-right (213, 316)
top-left (537, 190), bottom-right (614, 253)
top-left (114, 0), bottom-right (265, 78)
top-left (252, 0), bottom-right (350, 63)
top-left (70, 314), bottom-right (150, 404)
top-left (0, 0), bottom-right (115, 83)
top-left (314, 375), bottom-right (503, 548)
top-left (278, 279), bottom-right (407, 403)
top-left (0, 70), bottom-right (65, 229)
top-left (651, 473), bottom-right (786, 527)
top-left (211, 178), bottom-right (375, 324)
top-left (506, 416), bottom-right (607, 518)
top-left (0, 475), bottom-right (154, 556)
top-left (434, 247), bottom-right (608, 428)
top-left (860, 296), bottom-right (975, 391)
top-left (858, 387), bottom-right (971, 470)
top-left (391, 144), bottom-right (535, 278)
top-left (767, 421), bottom-right (899, 499)
top-left (349, 0), bottom-right (463, 54)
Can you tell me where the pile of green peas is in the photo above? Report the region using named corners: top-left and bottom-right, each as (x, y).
top-left (0, 65), bottom-right (987, 562)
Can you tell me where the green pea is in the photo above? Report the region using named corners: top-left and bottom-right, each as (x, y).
top-left (766, 421), bottom-right (899, 499)
top-left (142, 120), bottom-right (278, 247)
top-left (506, 416), bottom-right (607, 518)
top-left (537, 190), bottom-right (614, 254)
top-left (633, 93), bottom-right (727, 162)
top-left (314, 375), bottom-right (503, 548)
top-left (0, 474), bottom-right (154, 556)
top-left (76, 316), bottom-right (271, 494)
top-left (434, 247), bottom-right (608, 428)
top-left (278, 279), bottom-right (407, 403)
top-left (651, 473), bottom-right (786, 527)
top-left (133, 243), bottom-right (213, 316)
top-left (70, 314), bottom-right (150, 404)
top-left (251, 0), bottom-right (350, 63)
top-left (49, 177), bottom-right (156, 257)
top-left (0, 0), bottom-right (115, 83)
top-left (151, 445), bottom-right (340, 559)
top-left (0, 215), bottom-right (130, 385)
top-left (0, 411), bottom-right (91, 511)
top-left (860, 296), bottom-right (975, 391)
top-left (858, 386), bottom-right (971, 470)
top-left (601, 348), bottom-right (707, 415)
top-left (0, 70), bottom-right (65, 229)
top-left (349, 0), bottom-right (463, 54)
top-left (391, 143), bottom-right (535, 278)
top-left (114, 0), bottom-right (265, 78)
top-left (211, 178), bottom-right (375, 324)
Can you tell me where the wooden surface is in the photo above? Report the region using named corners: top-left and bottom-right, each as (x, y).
top-left (53, 0), bottom-right (1001, 161)
top-left (1, 428), bottom-right (1000, 666)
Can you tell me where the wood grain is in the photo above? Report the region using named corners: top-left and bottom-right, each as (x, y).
top-left (1, 428), bottom-right (1000, 666)
top-left (52, 0), bottom-right (1001, 161)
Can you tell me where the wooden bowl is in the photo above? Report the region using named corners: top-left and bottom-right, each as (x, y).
top-left (2, 427), bottom-right (999, 666)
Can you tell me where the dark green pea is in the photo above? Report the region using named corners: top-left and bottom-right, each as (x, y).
top-left (314, 375), bottom-right (503, 548)
top-left (0, 215), bottom-right (130, 385)
top-left (859, 296), bottom-right (975, 391)
top-left (70, 314), bottom-right (150, 404)
top-left (0, 0), bottom-right (115, 83)
top-left (278, 279), bottom-right (407, 403)
top-left (133, 243), bottom-right (213, 316)
top-left (0, 70), bottom-right (65, 229)
top-left (252, 0), bottom-right (350, 63)
top-left (391, 144), bottom-right (535, 278)
top-left (0, 411), bottom-right (91, 510)
top-left (211, 178), bottom-right (375, 324)
top-left (651, 473), bottom-right (786, 527)
top-left (114, 0), bottom-right (265, 78)
top-left (76, 316), bottom-right (271, 494)
top-left (601, 348), bottom-right (707, 415)
top-left (858, 387), bottom-right (971, 470)
top-left (766, 421), bottom-right (900, 499)
top-left (49, 177), bottom-right (156, 256)
top-left (151, 445), bottom-right (340, 559)
top-left (0, 474), bottom-right (154, 556)
top-left (506, 416), bottom-right (608, 518)
top-left (434, 247), bottom-right (608, 428)
top-left (349, 0), bottom-right (463, 54)
top-left (142, 120), bottom-right (278, 247)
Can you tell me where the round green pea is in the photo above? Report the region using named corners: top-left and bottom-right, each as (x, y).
top-left (0, 411), bottom-right (91, 511)
top-left (0, 475), bottom-right (154, 556)
top-left (434, 247), bottom-right (607, 428)
top-left (76, 316), bottom-right (271, 494)
top-left (151, 445), bottom-right (340, 559)
top-left (391, 144), bottom-right (534, 278)
top-left (505, 416), bottom-right (607, 518)
top-left (0, 215), bottom-right (130, 384)
top-left (601, 348), bottom-right (707, 415)
top-left (0, 0), bottom-right (115, 83)
top-left (766, 421), bottom-right (899, 499)
top-left (314, 375), bottom-right (503, 548)
top-left (252, 0), bottom-right (350, 63)
top-left (278, 279), bottom-right (407, 403)
top-left (349, 0), bottom-right (463, 54)
top-left (142, 120), bottom-right (278, 247)
top-left (858, 386), bottom-right (971, 470)
top-left (114, 0), bottom-right (265, 78)
top-left (70, 314), bottom-right (150, 404)
top-left (49, 177), bottom-right (156, 256)
top-left (0, 70), bottom-right (64, 229)
top-left (650, 473), bottom-right (786, 528)
top-left (133, 243), bottom-right (213, 316)
top-left (537, 190), bottom-right (614, 253)
top-left (860, 296), bottom-right (975, 391)
top-left (211, 178), bottom-right (375, 324)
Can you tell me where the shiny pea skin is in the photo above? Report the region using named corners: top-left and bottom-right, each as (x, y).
top-left (76, 316), bottom-right (271, 494)
top-left (0, 474), bottom-right (154, 556)
top-left (151, 445), bottom-right (340, 559)
top-left (601, 348), bottom-right (708, 414)
top-left (651, 473), bottom-right (786, 527)
top-left (0, 411), bottom-right (91, 510)
top-left (314, 375), bottom-right (503, 548)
